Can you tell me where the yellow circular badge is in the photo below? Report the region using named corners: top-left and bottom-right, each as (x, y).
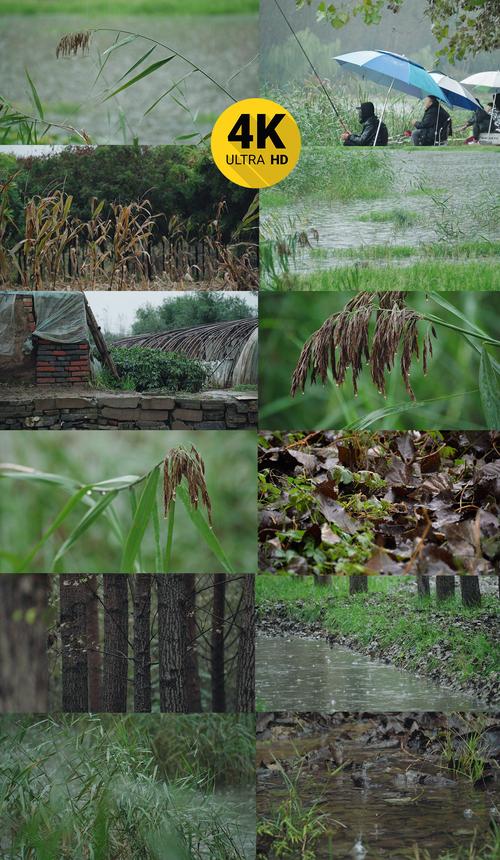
top-left (211, 97), bottom-right (301, 188)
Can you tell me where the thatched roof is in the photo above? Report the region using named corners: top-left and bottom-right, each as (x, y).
top-left (113, 318), bottom-right (258, 388)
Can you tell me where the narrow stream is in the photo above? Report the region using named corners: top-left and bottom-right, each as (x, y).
top-left (256, 632), bottom-right (482, 711)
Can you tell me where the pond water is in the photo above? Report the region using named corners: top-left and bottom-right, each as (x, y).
top-left (256, 632), bottom-right (482, 711)
top-left (0, 15), bottom-right (257, 143)
top-left (265, 151), bottom-right (500, 271)
top-left (257, 724), bottom-right (499, 860)
top-left (215, 787), bottom-right (256, 860)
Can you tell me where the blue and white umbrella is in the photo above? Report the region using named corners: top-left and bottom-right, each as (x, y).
top-left (429, 72), bottom-right (480, 112)
top-left (333, 50), bottom-right (451, 144)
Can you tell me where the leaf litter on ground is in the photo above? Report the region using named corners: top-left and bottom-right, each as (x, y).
top-left (258, 431), bottom-right (500, 575)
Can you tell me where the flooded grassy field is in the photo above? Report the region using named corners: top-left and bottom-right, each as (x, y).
top-left (0, 15), bottom-right (258, 142)
top-left (261, 151), bottom-right (500, 284)
top-left (257, 713), bottom-right (500, 860)
top-left (256, 633), bottom-right (483, 713)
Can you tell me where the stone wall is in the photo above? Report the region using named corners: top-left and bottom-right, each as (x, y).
top-left (0, 390), bottom-right (258, 430)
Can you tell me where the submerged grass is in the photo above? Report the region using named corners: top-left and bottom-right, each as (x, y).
top-left (256, 576), bottom-right (500, 688)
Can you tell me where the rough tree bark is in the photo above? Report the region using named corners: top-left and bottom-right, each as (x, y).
top-left (185, 575), bottom-right (202, 712)
top-left (416, 575), bottom-right (431, 598)
top-left (349, 575), bottom-right (368, 595)
top-left (0, 575), bottom-right (49, 712)
top-left (157, 575), bottom-right (187, 713)
top-left (60, 575), bottom-right (89, 713)
top-left (236, 575), bottom-right (255, 713)
top-left (103, 574), bottom-right (129, 712)
top-left (133, 574), bottom-right (151, 712)
top-left (211, 573), bottom-right (226, 712)
top-left (436, 575), bottom-right (456, 602)
top-left (85, 575), bottom-right (101, 711)
top-left (460, 576), bottom-right (481, 608)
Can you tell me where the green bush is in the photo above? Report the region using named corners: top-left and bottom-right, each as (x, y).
top-left (106, 346), bottom-right (207, 393)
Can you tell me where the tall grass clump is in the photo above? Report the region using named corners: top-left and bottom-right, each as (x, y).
top-left (0, 714), bottom-right (253, 859)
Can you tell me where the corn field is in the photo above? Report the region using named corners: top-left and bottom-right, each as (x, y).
top-left (0, 190), bottom-right (258, 290)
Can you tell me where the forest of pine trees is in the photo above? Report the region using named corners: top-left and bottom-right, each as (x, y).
top-left (0, 574), bottom-right (255, 714)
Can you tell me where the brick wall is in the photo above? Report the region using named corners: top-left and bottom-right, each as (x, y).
top-left (17, 295), bottom-right (90, 386)
top-left (36, 339), bottom-right (90, 386)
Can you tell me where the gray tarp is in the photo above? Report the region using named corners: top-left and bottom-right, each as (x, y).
top-left (33, 292), bottom-right (89, 343)
top-left (0, 294), bottom-right (16, 355)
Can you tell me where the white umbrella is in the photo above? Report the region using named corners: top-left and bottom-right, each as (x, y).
top-left (461, 72), bottom-right (500, 135)
top-left (461, 70), bottom-right (500, 90)
top-left (429, 72), bottom-right (480, 112)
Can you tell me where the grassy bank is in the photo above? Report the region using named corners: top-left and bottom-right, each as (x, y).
top-left (256, 576), bottom-right (499, 690)
top-left (271, 260), bottom-right (500, 291)
top-left (0, 0), bottom-right (258, 13)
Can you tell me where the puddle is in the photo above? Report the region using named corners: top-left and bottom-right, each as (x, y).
top-left (256, 632), bottom-right (483, 711)
top-left (257, 719), bottom-right (499, 859)
top-left (0, 15), bottom-right (257, 143)
top-left (262, 151), bottom-right (500, 272)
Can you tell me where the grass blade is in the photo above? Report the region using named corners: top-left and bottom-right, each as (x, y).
top-left (120, 466), bottom-right (160, 573)
top-left (52, 491), bottom-right (119, 568)
top-left (24, 67), bottom-right (44, 120)
top-left (117, 45), bottom-right (157, 83)
top-left (15, 487), bottom-right (89, 573)
top-left (479, 346), bottom-right (500, 428)
top-left (344, 389), bottom-right (481, 430)
top-left (102, 57), bottom-right (175, 102)
top-left (176, 483), bottom-right (234, 574)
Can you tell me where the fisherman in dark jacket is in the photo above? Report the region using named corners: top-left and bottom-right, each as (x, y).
top-left (411, 95), bottom-right (451, 145)
top-left (459, 104), bottom-right (491, 142)
top-left (341, 102), bottom-right (389, 146)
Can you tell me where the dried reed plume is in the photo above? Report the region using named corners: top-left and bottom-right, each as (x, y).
top-left (164, 446), bottom-right (212, 525)
top-left (291, 292), bottom-right (437, 401)
top-left (56, 32), bottom-right (92, 58)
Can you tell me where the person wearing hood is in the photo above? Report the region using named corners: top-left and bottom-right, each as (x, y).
top-left (411, 95), bottom-right (451, 145)
top-left (341, 102), bottom-right (388, 146)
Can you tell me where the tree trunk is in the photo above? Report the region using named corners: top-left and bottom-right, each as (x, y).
top-left (60, 575), bottom-right (89, 713)
top-left (0, 575), bottom-right (49, 712)
top-left (103, 575), bottom-right (129, 712)
top-left (349, 575), bottom-right (368, 595)
top-left (416, 575), bottom-right (431, 598)
top-left (85, 575), bottom-right (101, 711)
top-left (185, 575), bottom-right (202, 712)
top-left (236, 575), bottom-right (255, 713)
top-left (460, 576), bottom-right (481, 608)
top-left (157, 575), bottom-right (187, 713)
top-left (314, 574), bottom-right (332, 586)
top-left (133, 574), bottom-right (151, 713)
top-left (211, 573), bottom-right (226, 712)
top-left (436, 575), bottom-right (456, 602)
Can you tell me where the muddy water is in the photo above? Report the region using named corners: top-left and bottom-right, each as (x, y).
top-left (257, 726), bottom-right (499, 859)
top-left (256, 633), bottom-right (482, 711)
top-left (0, 16), bottom-right (257, 143)
top-left (266, 151), bottom-right (499, 271)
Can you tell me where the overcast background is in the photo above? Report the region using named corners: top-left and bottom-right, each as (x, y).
top-left (86, 291), bottom-right (258, 334)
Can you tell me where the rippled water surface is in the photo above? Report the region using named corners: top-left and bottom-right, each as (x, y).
top-left (256, 632), bottom-right (482, 711)
top-left (264, 151), bottom-right (500, 270)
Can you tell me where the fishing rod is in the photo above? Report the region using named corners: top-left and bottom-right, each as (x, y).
top-left (272, 0), bottom-right (350, 132)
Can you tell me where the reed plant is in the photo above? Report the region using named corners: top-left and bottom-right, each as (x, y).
top-left (0, 445), bottom-right (235, 574)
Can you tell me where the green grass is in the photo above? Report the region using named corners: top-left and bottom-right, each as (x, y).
top-left (330, 240), bottom-right (500, 261)
top-left (275, 261), bottom-right (500, 291)
top-left (256, 576), bottom-right (500, 687)
top-left (358, 208), bottom-right (419, 227)
top-left (0, 714), bottom-right (254, 860)
top-left (0, 0), bottom-right (258, 13)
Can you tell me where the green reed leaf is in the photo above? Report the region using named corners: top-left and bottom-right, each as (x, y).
top-left (102, 56), bottom-right (175, 102)
top-left (120, 466), bottom-right (160, 573)
top-left (176, 482), bottom-right (234, 574)
top-left (479, 346), bottom-right (500, 428)
top-left (52, 490), bottom-right (119, 568)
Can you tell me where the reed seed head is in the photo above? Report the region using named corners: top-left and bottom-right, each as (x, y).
top-left (290, 292), bottom-right (437, 401)
top-left (56, 32), bottom-right (92, 58)
top-left (164, 446), bottom-right (212, 525)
